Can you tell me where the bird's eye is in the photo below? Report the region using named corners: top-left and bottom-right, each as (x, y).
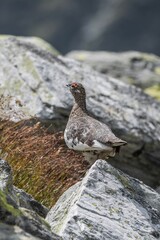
top-left (71, 83), bottom-right (78, 88)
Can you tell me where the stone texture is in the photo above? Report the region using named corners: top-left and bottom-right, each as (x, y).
top-left (67, 50), bottom-right (160, 89)
top-left (14, 187), bottom-right (48, 218)
top-left (0, 36), bottom-right (160, 189)
top-left (67, 50), bottom-right (160, 101)
top-left (46, 160), bottom-right (160, 240)
top-left (0, 159), bottom-right (62, 240)
top-left (0, 223), bottom-right (41, 240)
top-left (0, 35), bottom-right (59, 55)
top-left (0, 35), bottom-right (59, 121)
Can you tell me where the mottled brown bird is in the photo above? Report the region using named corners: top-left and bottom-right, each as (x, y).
top-left (64, 82), bottom-right (127, 164)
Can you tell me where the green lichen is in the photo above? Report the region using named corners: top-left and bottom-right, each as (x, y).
top-left (0, 190), bottom-right (21, 217)
top-left (21, 54), bottom-right (41, 83)
top-left (108, 205), bottom-right (122, 215)
top-left (75, 52), bottom-right (88, 61)
top-left (40, 216), bottom-right (51, 229)
top-left (0, 35), bottom-right (59, 55)
top-left (145, 84), bottom-right (160, 100)
top-left (125, 77), bottom-right (135, 85)
top-left (19, 36), bottom-right (60, 55)
top-left (154, 67), bottom-right (160, 75)
top-left (0, 35), bottom-right (11, 40)
top-left (117, 174), bottom-right (134, 193)
top-left (141, 53), bottom-right (158, 62)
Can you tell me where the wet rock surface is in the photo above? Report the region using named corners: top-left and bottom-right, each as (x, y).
top-left (46, 160), bottom-right (160, 240)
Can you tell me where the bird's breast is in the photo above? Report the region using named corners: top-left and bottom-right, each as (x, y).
top-left (64, 130), bottom-right (91, 151)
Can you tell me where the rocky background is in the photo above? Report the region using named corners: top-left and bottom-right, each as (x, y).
top-left (0, 36), bottom-right (160, 239)
top-left (0, 0), bottom-right (160, 55)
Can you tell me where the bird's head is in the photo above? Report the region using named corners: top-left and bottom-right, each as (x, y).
top-left (66, 82), bottom-right (86, 99)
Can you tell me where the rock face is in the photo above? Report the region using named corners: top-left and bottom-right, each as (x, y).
top-left (67, 50), bottom-right (160, 101)
top-left (46, 160), bottom-right (160, 240)
top-left (0, 224), bottom-right (41, 240)
top-left (0, 35), bottom-right (59, 121)
top-left (67, 50), bottom-right (160, 89)
top-left (0, 159), bottom-right (61, 240)
top-left (0, 36), bottom-right (160, 189)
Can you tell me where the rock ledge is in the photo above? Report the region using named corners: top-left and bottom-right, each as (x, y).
top-left (46, 160), bottom-right (160, 240)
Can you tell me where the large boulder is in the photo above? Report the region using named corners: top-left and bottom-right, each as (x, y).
top-left (0, 36), bottom-right (160, 189)
top-left (67, 50), bottom-right (160, 91)
top-left (0, 159), bottom-right (62, 240)
top-left (46, 160), bottom-right (160, 240)
top-left (0, 35), bottom-right (59, 121)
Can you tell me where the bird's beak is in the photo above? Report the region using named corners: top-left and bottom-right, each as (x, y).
top-left (66, 84), bottom-right (71, 88)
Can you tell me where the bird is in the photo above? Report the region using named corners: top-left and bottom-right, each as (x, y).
top-left (64, 82), bottom-right (127, 164)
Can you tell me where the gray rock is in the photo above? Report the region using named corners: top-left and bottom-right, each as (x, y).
top-left (0, 36), bottom-right (59, 121)
top-left (14, 187), bottom-right (48, 218)
top-left (0, 159), bottom-right (62, 240)
top-left (46, 160), bottom-right (160, 240)
top-left (67, 50), bottom-right (160, 89)
top-left (0, 35), bottom-right (59, 55)
top-left (156, 186), bottom-right (160, 194)
top-left (0, 36), bottom-right (160, 188)
top-left (0, 159), bottom-right (47, 218)
top-left (0, 223), bottom-right (41, 240)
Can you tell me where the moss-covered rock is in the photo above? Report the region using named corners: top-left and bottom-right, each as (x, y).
top-left (0, 159), bottom-right (62, 240)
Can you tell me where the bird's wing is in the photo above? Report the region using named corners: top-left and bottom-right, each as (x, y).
top-left (66, 116), bottom-right (126, 148)
top-left (87, 116), bottom-right (126, 146)
top-left (86, 116), bottom-right (122, 146)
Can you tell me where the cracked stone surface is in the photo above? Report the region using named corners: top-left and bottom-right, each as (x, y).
top-left (46, 160), bottom-right (160, 240)
top-left (0, 36), bottom-right (160, 188)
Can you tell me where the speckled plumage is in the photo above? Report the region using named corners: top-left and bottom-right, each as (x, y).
top-left (64, 82), bottom-right (127, 164)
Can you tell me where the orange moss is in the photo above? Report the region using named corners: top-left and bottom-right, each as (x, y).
top-left (0, 119), bottom-right (88, 207)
